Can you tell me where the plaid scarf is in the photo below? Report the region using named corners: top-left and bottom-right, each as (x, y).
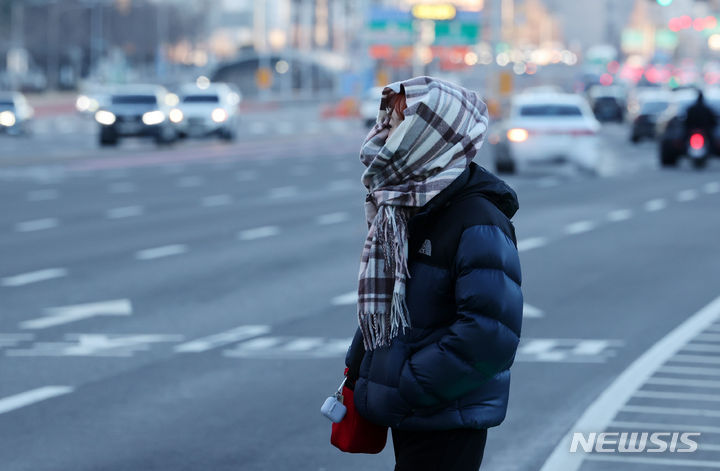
top-left (357, 76), bottom-right (489, 351)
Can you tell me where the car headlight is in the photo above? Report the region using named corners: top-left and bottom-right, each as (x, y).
top-left (142, 110), bottom-right (166, 125)
top-left (76, 95), bottom-right (90, 112)
top-left (169, 108), bottom-right (184, 123)
top-left (94, 110), bottom-right (116, 126)
top-left (507, 128), bottom-right (529, 143)
top-left (0, 111), bottom-right (16, 127)
top-left (211, 108), bottom-right (228, 123)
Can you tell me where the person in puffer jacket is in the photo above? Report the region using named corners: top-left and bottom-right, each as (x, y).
top-left (345, 76), bottom-right (522, 470)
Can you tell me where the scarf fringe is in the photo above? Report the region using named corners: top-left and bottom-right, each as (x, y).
top-left (359, 292), bottom-right (412, 351)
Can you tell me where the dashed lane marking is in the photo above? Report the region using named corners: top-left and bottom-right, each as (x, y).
top-left (677, 189), bottom-right (699, 202)
top-left (523, 303), bottom-right (545, 318)
top-left (565, 220), bottom-right (595, 235)
top-left (7, 334), bottom-right (183, 357)
top-left (174, 325), bottom-right (271, 353)
top-left (135, 244), bottom-right (187, 260)
top-left (27, 189), bottom-right (59, 201)
top-left (0, 333), bottom-right (34, 348)
top-left (1, 268), bottom-right (67, 287)
top-left (517, 237), bottom-right (547, 252)
top-left (704, 181), bottom-right (720, 194)
top-left (15, 218), bottom-right (58, 232)
top-left (645, 198), bottom-right (667, 212)
top-left (106, 206), bottom-right (144, 219)
top-left (238, 225), bottom-right (280, 241)
top-left (607, 209), bottom-right (633, 222)
top-left (201, 194), bottom-right (233, 207)
top-left (332, 291), bottom-right (356, 306)
top-left (316, 212), bottom-right (349, 225)
top-left (0, 386), bottom-right (74, 415)
top-left (20, 299), bottom-right (133, 330)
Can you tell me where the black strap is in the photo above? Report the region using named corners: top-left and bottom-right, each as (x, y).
top-left (344, 327), bottom-right (365, 390)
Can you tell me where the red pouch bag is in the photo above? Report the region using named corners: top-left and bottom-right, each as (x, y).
top-left (331, 368), bottom-right (388, 454)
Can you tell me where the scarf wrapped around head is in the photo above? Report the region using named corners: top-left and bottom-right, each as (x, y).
top-left (357, 76), bottom-right (489, 351)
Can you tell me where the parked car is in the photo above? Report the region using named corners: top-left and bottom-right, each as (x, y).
top-left (629, 91), bottom-right (671, 143)
top-left (174, 83), bottom-right (240, 141)
top-left (492, 93), bottom-right (601, 174)
top-left (0, 91), bottom-right (34, 136)
top-left (360, 86), bottom-right (384, 127)
top-left (94, 85), bottom-right (178, 147)
top-left (657, 88), bottom-right (720, 168)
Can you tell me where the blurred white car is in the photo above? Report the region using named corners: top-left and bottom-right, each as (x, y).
top-left (493, 93), bottom-right (601, 174)
top-left (0, 91), bottom-right (34, 135)
top-left (174, 83), bottom-right (240, 141)
top-left (360, 86), bottom-right (384, 127)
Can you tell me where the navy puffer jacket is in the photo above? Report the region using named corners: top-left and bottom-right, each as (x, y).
top-left (345, 161), bottom-right (522, 431)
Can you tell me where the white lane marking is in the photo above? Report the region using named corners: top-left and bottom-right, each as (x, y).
top-left (0, 386), bottom-right (74, 415)
top-left (645, 198), bottom-right (667, 212)
top-left (646, 376), bottom-right (720, 388)
top-left (15, 218), bottom-right (58, 232)
top-left (634, 390), bottom-right (720, 402)
top-left (238, 225), bottom-right (280, 241)
top-left (316, 212), bottom-right (349, 225)
top-left (328, 180), bottom-right (355, 192)
top-left (539, 294), bottom-right (720, 471)
top-left (565, 220), bottom-right (595, 235)
top-left (516, 339), bottom-right (622, 363)
top-left (671, 354), bottom-right (720, 365)
top-left (0, 333), bottom-right (34, 348)
top-left (584, 455), bottom-right (720, 468)
top-left (135, 244), bottom-right (187, 260)
top-left (704, 181), bottom-right (720, 194)
top-left (677, 189), bottom-right (699, 202)
top-left (523, 303), bottom-right (544, 318)
top-left (517, 237), bottom-right (547, 252)
top-left (249, 122), bottom-right (268, 134)
top-left (8, 334), bottom-right (183, 357)
top-left (1, 268), bottom-right (67, 287)
top-left (683, 343), bottom-right (720, 353)
top-left (696, 333), bottom-right (720, 342)
top-left (236, 170), bottom-right (258, 182)
top-left (621, 404), bottom-right (720, 418)
top-left (225, 336), bottom-right (283, 352)
top-left (607, 209), bottom-right (633, 222)
top-left (175, 325), bottom-right (271, 353)
top-left (177, 176), bottom-right (204, 188)
top-left (109, 182), bottom-right (136, 193)
top-left (277, 122), bottom-right (294, 135)
top-left (106, 205), bottom-right (143, 219)
top-left (20, 299), bottom-right (133, 330)
top-left (222, 336), bottom-right (352, 358)
top-left (202, 194), bottom-right (232, 207)
top-left (27, 189), bottom-right (59, 201)
top-left (610, 420), bottom-right (720, 434)
top-left (658, 365), bottom-right (720, 376)
top-left (331, 291), bottom-right (356, 306)
top-left (269, 186), bottom-right (298, 198)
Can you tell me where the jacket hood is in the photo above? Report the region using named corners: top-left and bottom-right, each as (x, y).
top-left (418, 162), bottom-right (519, 219)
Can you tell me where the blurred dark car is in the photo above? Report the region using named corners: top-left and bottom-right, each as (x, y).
top-left (657, 89), bottom-right (720, 168)
top-left (630, 94), bottom-right (670, 143)
top-left (588, 85), bottom-right (626, 123)
top-left (94, 85), bottom-right (178, 147)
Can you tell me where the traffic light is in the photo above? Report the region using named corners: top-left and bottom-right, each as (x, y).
top-left (657, 0), bottom-right (673, 6)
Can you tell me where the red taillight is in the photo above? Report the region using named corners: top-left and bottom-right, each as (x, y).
top-left (690, 133), bottom-right (705, 149)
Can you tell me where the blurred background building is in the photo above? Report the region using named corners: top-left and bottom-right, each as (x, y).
top-left (2, 0), bottom-right (720, 99)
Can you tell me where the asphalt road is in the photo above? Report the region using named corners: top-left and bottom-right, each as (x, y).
top-left (2, 117), bottom-right (720, 471)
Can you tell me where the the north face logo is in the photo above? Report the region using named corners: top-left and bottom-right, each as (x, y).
top-left (419, 239), bottom-right (432, 256)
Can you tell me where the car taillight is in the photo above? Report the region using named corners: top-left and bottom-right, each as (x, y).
top-left (507, 128), bottom-right (529, 142)
top-left (690, 133), bottom-right (705, 149)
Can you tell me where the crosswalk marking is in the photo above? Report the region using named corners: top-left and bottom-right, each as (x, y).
top-left (1, 268), bottom-right (67, 287)
top-left (0, 386), bottom-right (74, 415)
top-left (15, 218), bottom-right (58, 232)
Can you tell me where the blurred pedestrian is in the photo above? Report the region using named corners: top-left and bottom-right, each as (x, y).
top-left (344, 76), bottom-right (523, 470)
